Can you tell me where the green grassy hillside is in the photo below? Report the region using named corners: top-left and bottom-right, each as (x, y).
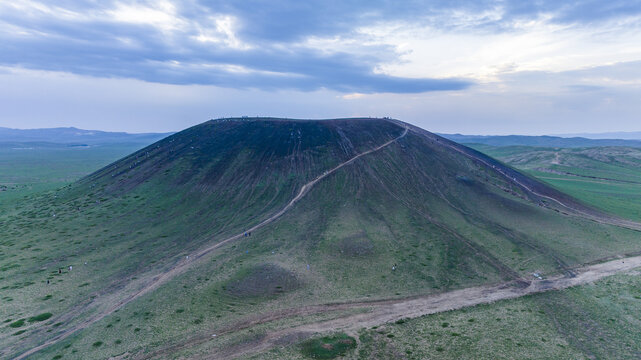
top-left (469, 144), bottom-right (641, 221)
top-left (2, 118), bottom-right (640, 359)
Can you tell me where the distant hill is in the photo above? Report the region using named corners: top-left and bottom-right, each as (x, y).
top-left (555, 131), bottom-right (641, 140)
top-left (0, 126), bottom-right (172, 144)
top-left (439, 134), bottom-right (641, 148)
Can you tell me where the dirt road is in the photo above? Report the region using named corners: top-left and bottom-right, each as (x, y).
top-left (10, 127), bottom-right (408, 360)
top-left (194, 255), bottom-right (641, 359)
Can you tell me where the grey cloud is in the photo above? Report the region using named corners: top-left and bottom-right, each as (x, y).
top-left (1, 0), bottom-right (640, 92)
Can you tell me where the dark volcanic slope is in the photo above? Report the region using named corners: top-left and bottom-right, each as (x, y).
top-left (4, 118), bottom-right (641, 359)
top-left (90, 118), bottom-right (404, 192)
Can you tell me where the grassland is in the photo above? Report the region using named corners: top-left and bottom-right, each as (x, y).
top-left (0, 142), bottom-right (148, 200)
top-left (3, 119), bottom-right (641, 359)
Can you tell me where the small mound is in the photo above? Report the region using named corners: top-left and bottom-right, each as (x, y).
top-left (226, 264), bottom-right (300, 297)
top-left (338, 231), bottom-right (374, 257)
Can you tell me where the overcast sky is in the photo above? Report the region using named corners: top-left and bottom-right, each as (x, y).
top-left (1, 0), bottom-right (640, 134)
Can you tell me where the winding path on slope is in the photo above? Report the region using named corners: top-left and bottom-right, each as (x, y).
top-left (11, 127), bottom-right (408, 360)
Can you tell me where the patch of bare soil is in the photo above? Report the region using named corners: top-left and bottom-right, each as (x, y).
top-left (226, 264), bottom-right (300, 297)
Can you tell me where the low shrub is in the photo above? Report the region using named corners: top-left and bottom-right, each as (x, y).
top-left (9, 319), bottom-right (25, 328)
top-left (29, 313), bottom-right (53, 322)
